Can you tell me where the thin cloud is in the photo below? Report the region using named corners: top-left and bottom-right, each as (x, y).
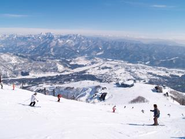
top-left (123, 1), bottom-right (175, 9)
top-left (123, 1), bottom-right (148, 7)
top-left (152, 5), bottom-right (167, 8)
top-left (0, 14), bottom-right (28, 18)
top-left (151, 4), bottom-right (175, 9)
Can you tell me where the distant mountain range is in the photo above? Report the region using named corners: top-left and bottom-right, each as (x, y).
top-left (1, 33), bottom-right (185, 69)
top-left (1, 33), bottom-right (185, 92)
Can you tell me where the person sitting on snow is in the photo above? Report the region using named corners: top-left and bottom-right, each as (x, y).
top-left (150, 104), bottom-right (160, 125)
top-left (29, 93), bottom-right (39, 107)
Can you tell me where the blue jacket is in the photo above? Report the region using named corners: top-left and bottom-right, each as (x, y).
top-left (151, 108), bottom-right (160, 118)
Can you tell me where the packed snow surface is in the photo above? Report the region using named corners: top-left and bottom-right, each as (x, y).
top-left (0, 81), bottom-right (185, 139)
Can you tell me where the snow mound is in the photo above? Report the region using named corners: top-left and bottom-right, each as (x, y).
top-left (129, 96), bottom-right (149, 104)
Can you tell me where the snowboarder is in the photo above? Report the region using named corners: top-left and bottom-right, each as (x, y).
top-left (150, 104), bottom-right (160, 125)
top-left (29, 93), bottom-right (39, 107)
top-left (57, 94), bottom-right (62, 102)
top-left (112, 105), bottom-right (116, 113)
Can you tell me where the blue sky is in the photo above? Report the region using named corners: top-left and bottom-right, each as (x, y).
top-left (0, 0), bottom-right (185, 41)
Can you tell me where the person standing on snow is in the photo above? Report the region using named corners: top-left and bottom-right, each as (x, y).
top-left (112, 105), bottom-right (116, 113)
top-left (29, 93), bottom-right (39, 107)
top-left (43, 88), bottom-right (47, 95)
top-left (57, 94), bottom-right (62, 102)
top-left (53, 89), bottom-right (56, 96)
top-left (150, 104), bottom-right (160, 125)
top-left (13, 83), bottom-right (15, 90)
top-left (0, 75), bottom-right (3, 89)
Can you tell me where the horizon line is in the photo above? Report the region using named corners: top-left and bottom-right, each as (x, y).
top-left (0, 27), bottom-right (185, 45)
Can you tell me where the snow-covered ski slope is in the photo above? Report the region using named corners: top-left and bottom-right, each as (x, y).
top-left (0, 81), bottom-right (185, 139)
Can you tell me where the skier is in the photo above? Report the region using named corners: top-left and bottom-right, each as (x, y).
top-left (112, 105), bottom-right (116, 113)
top-left (57, 94), bottom-right (62, 102)
top-left (29, 93), bottom-right (39, 107)
top-left (150, 104), bottom-right (160, 125)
